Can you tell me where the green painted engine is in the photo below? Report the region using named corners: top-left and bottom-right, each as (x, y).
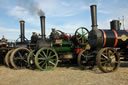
top-left (54, 40), bottom-right (72, 52)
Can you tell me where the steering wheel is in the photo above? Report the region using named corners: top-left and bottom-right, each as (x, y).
top-left (75, 27), bottom-right (89, 45)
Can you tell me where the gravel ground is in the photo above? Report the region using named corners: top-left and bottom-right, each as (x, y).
top-left (0, 63), bottom-right (128, 85)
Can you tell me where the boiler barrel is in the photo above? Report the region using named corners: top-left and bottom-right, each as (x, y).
top-left (88, 29), bottom-right (128, 49)
top-left (102, 30), bottom-right (128, 48)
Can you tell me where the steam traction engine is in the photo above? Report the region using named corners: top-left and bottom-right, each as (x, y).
top-left (0, 36), bottom-right (15, 64)
top-left (4, 20), bottom-right (30, 68)
top-left (78, 5), bottom-right (128, 73)
top-left (26, 16), bottom-right (89, 71)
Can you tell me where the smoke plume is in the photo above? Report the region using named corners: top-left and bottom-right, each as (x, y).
top-left (18, 0), bottom-right (45, 16)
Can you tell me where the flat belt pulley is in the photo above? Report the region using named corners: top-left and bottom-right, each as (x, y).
top-left (75, 27), bottom-right (89, 45)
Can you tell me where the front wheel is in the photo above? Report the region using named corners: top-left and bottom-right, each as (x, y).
top-left (27, 50), bottom-right (36, 69)
top-left (77, 50), bottom-right (95, 69)
top-left (35, 48), bottom-right (58, 71)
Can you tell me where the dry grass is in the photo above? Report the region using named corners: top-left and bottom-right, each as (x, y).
top-left (0, 62), bottom-right (128, 85)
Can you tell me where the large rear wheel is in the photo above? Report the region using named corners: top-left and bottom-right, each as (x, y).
top-left (5, 49), bottom-right (14, 67)
top-left (96, 47), bottom-right (120, 73)
top-left (10, 47), bottom-right (30, 69)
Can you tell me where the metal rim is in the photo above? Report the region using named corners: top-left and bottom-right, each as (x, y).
top-left (75, 27), bottom-right (89, 45)
top-left (5, 49), bottom-right (14, 67)
top-left (10, 47), bottom-right (30, 69)
top-left (27, 50), bottom-right (36, 69)
top-left (96, 47), bottom-right (120, 73)
top-left (35, 48), bottom-right (58, 71)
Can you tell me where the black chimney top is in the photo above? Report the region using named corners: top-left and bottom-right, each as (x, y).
top-left (20, 20), bottom-right (25, 42)
top-left (40, 16), bottom-right (45, 40)
top-left (90, 5), bottom-right (98, 30)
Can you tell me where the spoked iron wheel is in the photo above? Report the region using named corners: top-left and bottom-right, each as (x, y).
top-left (78, 50), bottom-right (94, 69)
top-left (96, 48), bottom-right (120, 73)
top-left (75, 27), bottom-right (89, 45)
top-left (5, 49), bottom-right (14, 67)
top-left (10, 48), bottom-right (30, 69)
top-left (35, 48), bottom-right (58, 71)
top-left (27, 50), bottom-right (36, 69)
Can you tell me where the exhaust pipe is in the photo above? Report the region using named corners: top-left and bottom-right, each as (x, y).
top-left (40, 16), bottom-right (45, 40)
top-left (90, 5), bottom-right (98, 30)
top-left (20, 20), bottom-right (25, 42)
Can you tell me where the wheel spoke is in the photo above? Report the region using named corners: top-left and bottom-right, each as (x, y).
top-left (77, 32), bottom-right (82, 36)
top-left (78, 36), bottom-right (82, 40)
top-left (24, 60), bottom-right (27, 63)
top-left (48, 51), bottom-right (52, 57)
top-left (101, 54), bottom-right (108, 59)
top-left (100, 57), bottom-right (106, 61)
top-left (42, 51), bottom-right (47, 57)
top-left (49, 61), bottom-right (56, 66)
top-left (49, 55), bottom-right (56, 59)
top-left (18, 52), bottom-right (22, 58)
top-left (100, 61), bottom-right (107, 64)
top-left (81, 54), bottom-right (86, 58)
top-left (14, 57), bottom-right (21, 60)
top-left (45, 62), bottom-right (48, 69)
top-left (105, 63), bottom-right (109, 71)
top-left (39, 60), bottom-right (44, 65)
top-left (38, 58), bottom-right (45, 60)
top-left (110, 63), bottom-right (115, 69)
top-left (39, 53), bottom-right (45, 58)
top-left (49, 59), bottom-right (56, 62)
top-left (41, 61), bottom-right (46, 67)
top-left (103, 62), bottom-right (107, 67)
top-left (82, 28), bottom-right (83, 34)
top-left (83, 32), bottom-right (88, 36)
top-left (108, 63), bottom-right (112, 71)
top-left (82, 36), bottom-right (84, 43)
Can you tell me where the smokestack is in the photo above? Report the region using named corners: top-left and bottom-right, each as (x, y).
top-left (90, 5), bottom-right (98, 30)
top-left (40, 16), bottom-right (45, 40)
top-left (110, 20), bottom-right (120, 30)
top-left (20, 20), bottom-right (25, 42)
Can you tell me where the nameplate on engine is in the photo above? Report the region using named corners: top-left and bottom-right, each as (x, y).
top-left (55, 40), bottom-right (62, 44)
top-left (117, 34), bottom-right (128, 41)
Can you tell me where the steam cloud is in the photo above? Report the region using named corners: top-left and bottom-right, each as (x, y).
top-left (18, 0), bottom-right (45, 16)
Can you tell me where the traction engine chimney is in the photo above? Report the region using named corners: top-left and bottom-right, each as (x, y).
top-left (90, 5), bottom-right (98, 30)
top-left (20, 20), bottom-right (25, 42)
top-left (40, 16), bottom-right (45, 40)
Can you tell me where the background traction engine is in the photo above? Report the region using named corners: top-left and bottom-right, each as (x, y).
top-left (4, 20), bottom-right (30, 69)
top-left (0, 36), bottom-right (15, 64)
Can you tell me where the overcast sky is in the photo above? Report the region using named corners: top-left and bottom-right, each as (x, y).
top-left (0, 0), bottom-right (128, 41)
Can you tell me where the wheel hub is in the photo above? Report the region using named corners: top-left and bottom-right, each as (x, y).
top-left (107, 58), bottom-right (112, 63)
